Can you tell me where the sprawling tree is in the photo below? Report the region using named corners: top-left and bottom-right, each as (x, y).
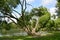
top-left (17, 6), bottom-right (51, 35)
top-left (0, 0), bottom-right (54, 36)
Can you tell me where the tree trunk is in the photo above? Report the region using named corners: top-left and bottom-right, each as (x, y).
top-left (24, 27), bottom-right (37, 36)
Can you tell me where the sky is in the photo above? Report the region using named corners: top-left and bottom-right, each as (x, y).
top-left (27, 0), bottom-right (57, 16)
top-left (14, 0), bottom-right (57, 18)
top-left (6, 0), bottom-right (57, 23)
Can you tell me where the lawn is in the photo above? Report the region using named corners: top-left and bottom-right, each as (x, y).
top-left (0, 31), bottom-right (60, 40)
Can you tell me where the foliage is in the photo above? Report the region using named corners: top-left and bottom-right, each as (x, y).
top-left (55, 18), bottom-right (60, 28)
top-left (0, 21), bottom-right (11, 30)
top-left (38, 13), bottom-right (51, 28)
top-left (0, 0), bottom-right (20, 13)
top-left (31, 6), bottom-right (49, 17)
top-left (8, 22), bottom-right (17, 29)
top-left (45, 20), bottom-right (55, 31)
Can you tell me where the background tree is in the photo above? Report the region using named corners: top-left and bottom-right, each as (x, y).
top-left (56, 0), bottom-right (60, 18)
top-left (54, 18), bottom-right (60, 30)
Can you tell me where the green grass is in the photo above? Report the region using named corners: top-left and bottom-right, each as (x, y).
top-left (0, 31), bottom-right (60, 40)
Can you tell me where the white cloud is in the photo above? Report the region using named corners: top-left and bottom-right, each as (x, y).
top-left (49, 7), bottom-right (58, 19)
top-left (41, 0), bottom-right (54, 6)
top-left (49, 7), bottom-right (57, 16)
top-left (26, 0), bottom-right (35, 3)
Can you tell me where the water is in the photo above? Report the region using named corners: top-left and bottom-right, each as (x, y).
top-left (0, 32), bottom-right (28, 37)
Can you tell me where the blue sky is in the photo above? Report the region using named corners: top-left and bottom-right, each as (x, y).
top-left (14, 0), bottom-right (57, 18)
top-left (27, 0), bottom-right (56, 8)
top-left (27, 0), bottom-right (57, 11)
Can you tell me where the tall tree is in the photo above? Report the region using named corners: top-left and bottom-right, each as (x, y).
top-left (56, 0), bottom-right (60, 18)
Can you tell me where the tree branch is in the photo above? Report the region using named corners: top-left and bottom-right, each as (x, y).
top-left (12, 9), bottom-right (21, 15)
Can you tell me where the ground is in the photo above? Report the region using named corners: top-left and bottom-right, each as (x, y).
top-left (0, 31), bottom-right (60, 40)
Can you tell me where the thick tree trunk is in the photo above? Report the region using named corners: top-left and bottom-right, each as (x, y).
top-left (24, 27), bottom-right (37, 36)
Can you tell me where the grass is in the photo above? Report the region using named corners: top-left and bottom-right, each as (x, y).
top-left (0, 31), bottom-right (60, 40)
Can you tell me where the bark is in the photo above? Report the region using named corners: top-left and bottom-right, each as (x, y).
top-left (23, 27), bottom-right (38, 36)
